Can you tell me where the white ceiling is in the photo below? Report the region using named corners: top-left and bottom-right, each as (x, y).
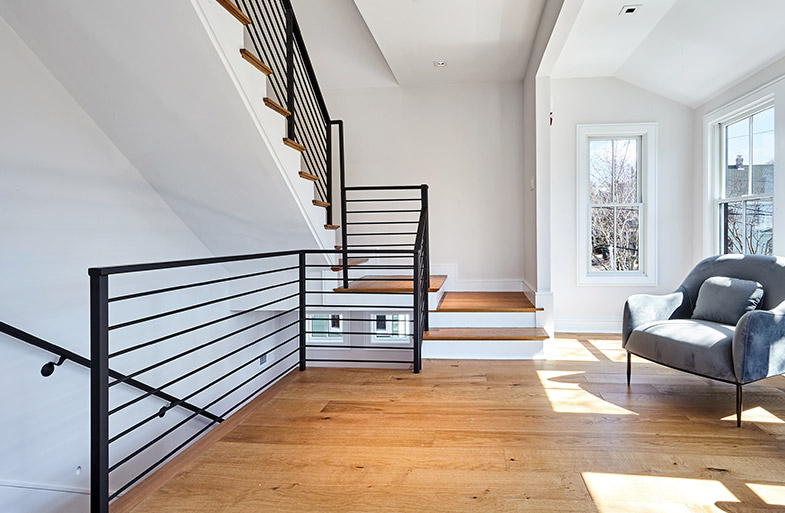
top-left (551, 0), bottom-right (785, 107)
top-left (353, 0), bottom-right (547, 85)
top-left (292, 0), bottom-right (398, 91)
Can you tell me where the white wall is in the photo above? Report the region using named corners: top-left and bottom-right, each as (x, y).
top-left (692, 55), bottom-right (785, 261)
top-left (326, 82), bottom-right (526, 287)
top-left (0, 16), bottom-right (298, 512)
top-left (548, 77), bottom-right (695, 332)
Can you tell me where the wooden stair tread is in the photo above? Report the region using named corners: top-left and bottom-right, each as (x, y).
top-left (324, 224), bottom-right (340, 230)
top-left (216, 0), bottom-right (251, 25)
top-left (330, 258), bottom-right (369, 272)
top-left (312, 200), bottom-right (330, 208)
top-left (333, 275), bottom-right (447, 293)
top-left (283, 138), bottom-right (306, 152)
top-left (423, 328), bottom-right (549, 341)
top-left (299, 171), bottom-right (319, 182)
top-left (263, 97), bottom-right (290, 117)
top-left (435, 292), bottom-right (542, 312)
top-left (240, 49), bottom-right (272, 75)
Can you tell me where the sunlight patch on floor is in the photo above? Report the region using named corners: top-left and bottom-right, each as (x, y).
top-left (545, 337), bottom-right (600, 361)
top-left (537, 371), bottom-right (635, 415)
top-left (747, 483), bottom-right (785, 506)
top-left (582, 472), bottom-right (738, 512)
top-left (536, 370), bottom-right (585, 389)
top-left (721, 406), bottom-right (785, 424)
top-left (587, 339), bottom-right (628, 362)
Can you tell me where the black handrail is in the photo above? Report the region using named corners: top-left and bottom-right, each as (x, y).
top-left (0, 320), bottom-right (223, 423)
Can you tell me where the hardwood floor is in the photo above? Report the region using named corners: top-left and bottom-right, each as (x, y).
top-left (435, 292), bottom-right (542, 312)
top-left (128, 334), bottom-right (785, 513)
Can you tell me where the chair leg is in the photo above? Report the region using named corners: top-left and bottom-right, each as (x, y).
top-left (626, 351), bottom-right (631, 387)
top-left (736, 384), bottom-right (743, 428)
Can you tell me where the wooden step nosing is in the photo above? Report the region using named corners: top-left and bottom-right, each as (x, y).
top-left (324, 225), bottom-right (340, 230)
top-left (299, 171), bottom-right (319, 182)
top-left (240, 49), bottom-right (273, 75)
top-left (283, 138), bottom-right (306, 152)
top-left (312, 200), bottom-right (331, 208)
top-left (216, 0), bottom-right (252, 25)
top-left (263, 97), bottom-right (291, 117)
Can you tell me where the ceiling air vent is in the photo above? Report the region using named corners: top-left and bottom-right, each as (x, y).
top-left (619, 4), bottom-right (642, 15)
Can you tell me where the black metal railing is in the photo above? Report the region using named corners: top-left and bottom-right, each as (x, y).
top-left (89, 240), bottom-right (429, 512)
top-left (235, 0), bottom-right (333, 223)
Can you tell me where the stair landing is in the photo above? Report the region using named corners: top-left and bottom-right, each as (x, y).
top-left (434, 292), bottom-right (542, 312)
top-left (333, 275), bottom-right (447, 293)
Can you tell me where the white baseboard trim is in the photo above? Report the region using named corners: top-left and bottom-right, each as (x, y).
top-left (554, 318), bottom-right (622, 334)
top-left (430, 264), bottom-right (524, 292)
top-left (0, 479), bottom-right (89, 496)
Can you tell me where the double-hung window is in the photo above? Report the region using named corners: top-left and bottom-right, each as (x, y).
top-left (577, 123), bottom-right (657, 285)
top-left (719, 106), bottom-right (774, 255)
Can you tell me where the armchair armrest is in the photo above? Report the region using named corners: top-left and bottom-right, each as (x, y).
top-left (733, 301), bottom-right (785, 383)
top-left (622, 287), bottom-right (691, 347)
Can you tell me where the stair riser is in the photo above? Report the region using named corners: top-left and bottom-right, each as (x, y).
top-left (320, 291), bottom-right (442, 309)
top-left (422, 340), bottom-right (545, 360)
top-left (428, 312), bottom-right (537, 328)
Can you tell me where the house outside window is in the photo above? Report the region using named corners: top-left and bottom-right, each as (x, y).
top-left (719, 106), bottom-right (774, 255)
top-left (370, 313), bottom-right (411, 344)
top-left (307, 313), bottom-right (343, 343)
top-left (577, 123), bottom-right (657, 286)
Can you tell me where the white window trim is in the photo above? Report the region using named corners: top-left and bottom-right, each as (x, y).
top-left (369, 312), bottom-right (412, 346)
top-left (576, 123), bottom-right (658, 286)
top-left (704, 94), bottom-right (775, 256)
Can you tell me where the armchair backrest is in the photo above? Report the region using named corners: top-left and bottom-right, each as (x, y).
top-left (681, 254), bottom-right (785, 312)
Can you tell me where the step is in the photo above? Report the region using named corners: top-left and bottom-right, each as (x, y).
top-left (239, 49), bottom-right (272, 76)
top-left (283, 138), bottom-right (306, 152)
top-left (330, 258), bottom-right (369, 272)
top-left (435, 292), bottom-right (542, 312)
top-left (216, 0), bottom-right (251, 25)
top-left (324, 224), bottom-right (340, 230)
top-left (333, 275), bottom-right (447, 294)
top-left (422, 338), bottom-right (546, 360)
top-left (312, 200), bottom-right (330, 208)
top-left (423, 328), bottom-right (548, 340)
top-left (428, 311), bottom-right (537, 329)
top-left (263, 97), bottom-right (290, 117)
top-left (299, 171), bottom-right (319, 182)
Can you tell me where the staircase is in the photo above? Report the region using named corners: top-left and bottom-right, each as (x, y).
top-left (158, 1), bottom-right (554, 370)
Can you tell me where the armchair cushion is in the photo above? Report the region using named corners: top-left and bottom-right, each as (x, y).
top-left (625, 319), bottom-right (736, 382)
top-left (692, 276), bottom-right (764, 326)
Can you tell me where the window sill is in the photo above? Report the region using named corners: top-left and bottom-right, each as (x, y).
top-left (578, 271), bottom-right (657, 287)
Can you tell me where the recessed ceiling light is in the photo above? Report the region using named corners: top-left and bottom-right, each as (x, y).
top-left (433, 60), bottom-right (446, 68)
top-left (619, 4), bottom-right (642, 15)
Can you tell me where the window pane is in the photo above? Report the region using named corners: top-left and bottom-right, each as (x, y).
top-left (746, 199), bottom-right (773, 255)
top-left (590, 207), bottom-right (614, 271)
top-left (613, 139), bottom-right (638, 204)
top-left (721, 202), bottom-right (744, 254)
top-left (312, 316), bottom-right (328, 337)
top-left (752, 108), bottom-right (775, 195)
top-left (725, 118), bottom-right (750, 198)
top-left (615, 207), bottom-right (640, 271)
top-left (589, 140), bottom-right (613, 204)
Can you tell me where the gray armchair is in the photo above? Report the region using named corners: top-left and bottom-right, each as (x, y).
top-left (623, 254), bottom-right (785, 426)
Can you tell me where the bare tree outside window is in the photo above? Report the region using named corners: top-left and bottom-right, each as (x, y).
top-left (720, 107), bottom-right (774, 255)
top-left (589, 138), bottom-right (641, 272)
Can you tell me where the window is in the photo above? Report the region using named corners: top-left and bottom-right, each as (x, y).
top-left (371, 313), bottom-right (411, 344)
top-left (719, 106), bottom-right (774, 255)
top-left (577, 123), bottom-right (657, 285)
top-left (308, 313), bottom-right (343, 342)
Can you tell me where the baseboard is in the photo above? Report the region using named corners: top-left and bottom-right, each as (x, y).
top-left (554, 317), bottom-right (622, 334)
top-left (109, 368), bottom-right (300, 513)
top-left (430, 264), bottom-right (524, 292)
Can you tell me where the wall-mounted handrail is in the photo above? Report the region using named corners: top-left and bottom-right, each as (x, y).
top-left (0, 320), bottom-right (223, 423)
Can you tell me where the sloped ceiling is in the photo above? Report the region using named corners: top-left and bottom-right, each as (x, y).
top-left (291, 0), bottom-right (398, 91)
top-left (552, 0), bottom-right (785, 107)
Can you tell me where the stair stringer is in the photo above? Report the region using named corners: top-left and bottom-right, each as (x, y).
top-left (191, 0), bottom-right (333, 251)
